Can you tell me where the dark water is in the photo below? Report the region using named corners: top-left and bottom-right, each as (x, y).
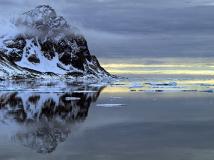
top-left (0, 75), bottom-right (214, 159)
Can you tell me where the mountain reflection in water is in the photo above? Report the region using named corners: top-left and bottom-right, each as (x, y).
top-left (0, 85), bottom-right (104, 153)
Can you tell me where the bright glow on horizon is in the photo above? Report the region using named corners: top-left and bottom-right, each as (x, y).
top-left (102, 64), bottom-right (211, 68)
top-left (106, 69), bottom-right (214, 75)
top-left (102, 63), bottom-right (214, 75)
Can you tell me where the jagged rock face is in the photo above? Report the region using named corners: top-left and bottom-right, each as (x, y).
top-left (0, 5), bottom-right (111, 80)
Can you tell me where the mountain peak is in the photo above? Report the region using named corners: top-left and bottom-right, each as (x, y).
top-left (35, 5), bottom-right (56, 12)
top-left (26, 5), bottom-right (57, 19)
top-left (16, 5), bottom-right (69, 35)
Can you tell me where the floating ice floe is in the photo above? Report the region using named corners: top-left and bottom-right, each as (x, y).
top-left (96, 104), bottom-right (126, 108)
top-left (145, 82), bottom-right (177, 86)
top-left (65, 97), bottom-right (81, 101)
top-left (73, 90), bottom-right (98, 93)
top-left (89, 83), bottom-right (107, 87)
top-left (129, 82), bottom-right (143, 89)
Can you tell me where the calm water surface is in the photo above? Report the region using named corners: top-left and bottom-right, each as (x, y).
top-left (0, 58), bottom-right (214, 160)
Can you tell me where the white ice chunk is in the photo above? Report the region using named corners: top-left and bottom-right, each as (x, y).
top-left (65, 97), bottom-right (81, 101)
top-left (129, 82), bottom-right (143, 89)
top-left (73, 90), bottom-right (98, 93)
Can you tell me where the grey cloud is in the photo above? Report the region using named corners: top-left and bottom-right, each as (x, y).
top-left (0, 0), bottom-right (214, 58)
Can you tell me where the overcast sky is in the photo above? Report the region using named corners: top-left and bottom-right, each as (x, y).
top-left (0, 0), bottom-right (214, 58)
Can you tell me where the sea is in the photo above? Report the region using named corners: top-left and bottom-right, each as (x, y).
top-left (0, 57), bottom-right (214, 160)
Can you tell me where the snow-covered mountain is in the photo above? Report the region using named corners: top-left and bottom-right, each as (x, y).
top-left (0, 5), bottom-right (111, 81)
